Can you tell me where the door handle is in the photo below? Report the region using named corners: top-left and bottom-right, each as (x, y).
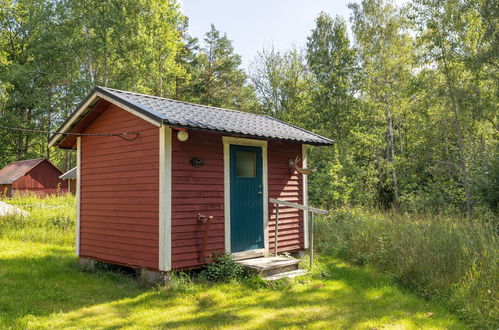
top-left (257, 191), bottom-right (263, 194)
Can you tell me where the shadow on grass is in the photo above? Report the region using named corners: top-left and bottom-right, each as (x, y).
top-left (0, 241), bottom-right (145, 327)
top-left (0, 242), bottom-right (466, 329)
top-left (40, 260), bottom-right (465, 329)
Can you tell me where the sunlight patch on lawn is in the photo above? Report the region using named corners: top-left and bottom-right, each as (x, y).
top-left (0, 240), bottom-right (467, 329)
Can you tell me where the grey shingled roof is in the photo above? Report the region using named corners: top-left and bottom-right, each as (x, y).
top-left (59, 167), bottom-right (76, 180)
top-left (95, 87), bottom-right (333, 146)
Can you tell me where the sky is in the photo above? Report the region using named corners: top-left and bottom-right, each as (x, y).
top-left (180, 0), bottom-right (357, 69)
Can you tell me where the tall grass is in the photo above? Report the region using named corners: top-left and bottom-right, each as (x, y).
top-left (314, 208), bottom-right (498, 328)
top-left (1, 194), bottom-right (495, 326)
top-left (0, 193), bottom-right (75, 245)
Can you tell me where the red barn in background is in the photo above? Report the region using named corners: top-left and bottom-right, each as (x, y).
top-left (0, 158), bottom-right (67, 197)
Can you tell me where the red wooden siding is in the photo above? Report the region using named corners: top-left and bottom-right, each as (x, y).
top-left (67, 179), bottom-right (76, 194)
top-left (267, 141), bottom-right (304, 253)
top-left (171, 130), bottom-right (225, 269)
top-left (12, 160), bottom-right (67, 197)
top-left (171, 130), bottom-right (304, 269)
top-left (76, 100), bottom-right (304, 270)
top-left (79, 102), bottom-right (160, 270)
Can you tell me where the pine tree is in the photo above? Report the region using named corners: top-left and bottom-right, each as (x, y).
top-left (183, 24), bottom-right (257, 110)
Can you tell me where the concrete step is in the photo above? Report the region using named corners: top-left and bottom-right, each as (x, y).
top-left (264, 269), bottom-right (308, 281)
top-left (236, 256), bottom-right (300, 277)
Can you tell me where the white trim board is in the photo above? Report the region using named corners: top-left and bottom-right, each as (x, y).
top-left (75, 136), bottom-right (81, 256)
top-left (159, 126), bottom-right (172, 271)
top-left (48, 91), bottom-right (161, 148)
top-left (96, 92), bottom-right (161, 127)
top-left (222, 136), bottom-right (269, 257)
top-left (302, 144), bottom-right (309, 249)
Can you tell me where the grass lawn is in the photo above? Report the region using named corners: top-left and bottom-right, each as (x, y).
top-left (0, 238), bottom-right (468, 329)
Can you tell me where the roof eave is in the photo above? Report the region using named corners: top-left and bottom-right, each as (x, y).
top-left (48, 88), bottom-right (100, 148)
top-left (48, 86), bottom-right (165, 148)
top-left (50, 86), bottom-right (334, 148)
top-left (162, 119), bottom-right (334, 146)
top-left (0, 180), bottom-right (14, 185)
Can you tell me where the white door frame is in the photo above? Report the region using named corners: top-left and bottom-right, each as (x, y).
top-left (223, 136), bottom-right (268, 260)
top-left (302, 144), bottom-right (309, 248)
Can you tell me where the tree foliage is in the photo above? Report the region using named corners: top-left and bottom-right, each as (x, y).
top-left (250, 1), bottom-right (496, 216)
top-left (0, 0), bottom-right (496, 217)
top-left (250, 46), bottom-right (311, 122)
top-left (0, 2), bottom-right (256, 169)
top-left (181, 24), bottom-right (257, 110)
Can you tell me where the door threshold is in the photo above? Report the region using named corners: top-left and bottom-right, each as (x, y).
top-left (232, 249), bottom-right (265, 261)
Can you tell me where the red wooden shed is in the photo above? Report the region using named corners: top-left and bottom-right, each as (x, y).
top-left (0, 158), bottom-right (67, 197)
top-left (59, 167), bottom-right (77, 194)
top-left (49, 87), bottom-right (332, 273)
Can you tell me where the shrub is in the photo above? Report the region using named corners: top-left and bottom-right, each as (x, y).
top-left (315, 208), bottom-right (498, 328)
top-left (199, 253), bottom-right (248, 283)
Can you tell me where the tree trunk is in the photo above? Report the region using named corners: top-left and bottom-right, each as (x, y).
top-left (84, 26), bottom-right (95, 84)
top-left (385, 105), bottom-right (399, 206)
top-left (159, 59), bottom-right (164, 97)
top-left (104, 48), bottom-right (109, 86)
top-left (175, 77), bottom-right (180, 100)
top-left (442, 58), bottom-right (472, 223)
top-left (46, 133), bottom-right (51, 160)
top-left (16, 131), bottom-right (23, 161)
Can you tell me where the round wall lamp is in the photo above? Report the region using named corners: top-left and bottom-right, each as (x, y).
top-left (177, 130), bottom-right (189, 142)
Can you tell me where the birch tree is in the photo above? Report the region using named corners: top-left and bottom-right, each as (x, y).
top-left (349, 0), bottom-right (414, 208)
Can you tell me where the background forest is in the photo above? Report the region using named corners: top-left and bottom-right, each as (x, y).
top-left (0, 0), bottom-right (497, 217)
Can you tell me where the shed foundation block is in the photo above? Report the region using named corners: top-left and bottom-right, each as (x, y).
top-left (140, 269), bottom-right (165, 285)
top-left (78, 257), bottom-right (96, 269)
top-left (290, 250), bottom-right (305, 259)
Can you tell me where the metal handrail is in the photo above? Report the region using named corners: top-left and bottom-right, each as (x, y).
top-left (269, 198), bottom-right (329, 267)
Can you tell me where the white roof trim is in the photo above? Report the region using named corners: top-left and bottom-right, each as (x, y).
top-left (48, 91), bottom-right (162, 148)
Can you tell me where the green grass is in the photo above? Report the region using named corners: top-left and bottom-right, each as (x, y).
top-left (0, 193), bottom-right (75, 245)
top-left (315, 208), bottom-right (498, 328)
top-left (0, 195), bottom-right (470, 329)
top-left (0, 240), bottom-right (467, 329)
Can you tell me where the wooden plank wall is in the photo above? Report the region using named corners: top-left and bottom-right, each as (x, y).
top-left (68, 179), bottom-right (76, 194)
top-left (171, 131), bottom-right (305, 269)
top-left (171, 130), bottom-right (225, 269)
top-left (80, 102), bottom-right (160, 270)
top-left (76, 101), bottom-right (304, 271)
top-left (267, 141), bottom-right (304, 253)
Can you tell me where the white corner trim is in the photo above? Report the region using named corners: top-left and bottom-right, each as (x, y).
top-left (302, 144), bottom-right (309, 249)
top-left (222, 136), bottom-right (269, 256)
top-left (223, 141), bottom-right (231, 252)
top-left (159, 126), bottom-right (172, 271)
top-left (75, 136), bottom-right (81, 256)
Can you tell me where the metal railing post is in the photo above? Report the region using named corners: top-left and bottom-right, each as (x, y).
top-left (274, 204), bottom-right (279, 256)
top-left (267, 198), bottom-right (327, 266)
top-left (310, 212), bottom-right (314, 268)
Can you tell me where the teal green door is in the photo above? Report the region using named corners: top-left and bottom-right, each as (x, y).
top-left (230, 145), bottom-right (264, 253)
